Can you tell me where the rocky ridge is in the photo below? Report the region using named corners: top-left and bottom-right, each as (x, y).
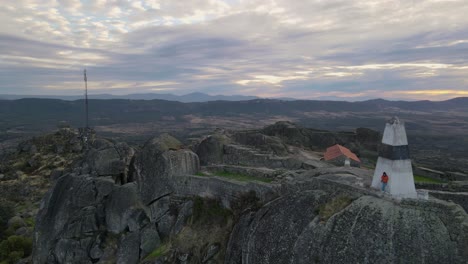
top-left (28, 123), bottom-right (468, 264)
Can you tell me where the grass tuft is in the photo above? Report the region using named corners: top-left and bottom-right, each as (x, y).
top-left (318, 195), bottom-right (353, 222)
top-left (144, 243), bottom-right (170, 261)
top-left (214, 171), bottom-right (272, 183)
top-left (413, 175), bottom-right (446, 184)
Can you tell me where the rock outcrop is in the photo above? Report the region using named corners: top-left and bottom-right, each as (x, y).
top-left (196, 129), bottom-right (327, 170)
top-left (33, 134), bottom-right (267, 263)
top-left (261, 121), bottom-right (354, 150)
top-left (134, 134), bottom-right (199, 205)
top-left (226, 190), bottom-right (468, 264)
top-left (32, 129), bottom-right (468, 264)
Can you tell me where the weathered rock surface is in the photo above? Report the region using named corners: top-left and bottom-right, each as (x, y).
top-left (105, 182), bottom-right (141, 234)
top-left (86, 141), bottom-right (135, 183)
top-left (32, 129), bottom-right (468, 264)
top-left (134, 134), bottom-right (199, 205)
top-left (197, 134), bottom-right (231, 165)
top-left (197, 132), bottom-right (326, 170)
top-left (33, 174), bottom-right (103, 263)
top-left (261, 121), bottom-right (354, 150)
top-left (232, 131), bottom-right (289, 156)
top-left (226, 192), bottom-right (468, 264)
top-left (117, 231), bottom-right (141, 264)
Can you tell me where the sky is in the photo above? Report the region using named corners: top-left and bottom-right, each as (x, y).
top-left (1, 0), bottom-right (468, 101)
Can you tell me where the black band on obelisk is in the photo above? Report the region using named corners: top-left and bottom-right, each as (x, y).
top-left (378, 144), bottom-right (410, 160)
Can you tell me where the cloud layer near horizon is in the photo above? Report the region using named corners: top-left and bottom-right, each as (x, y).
top-left (1, 0), bottom-right (468, 100)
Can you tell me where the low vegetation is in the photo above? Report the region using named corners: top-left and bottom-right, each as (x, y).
top-left (318, 195), bottom-right (354, 222)
top-left (0, 236), bottom-right (33, 264)
top-left (191, 197), bottom-right (232, 226)
top-left (413, 175), bottom-right (446, 184)
top-left (0, 201), bottom-right (35, 264)
top-left (143, 242), bottom-right (171, 261)
top-left (0, 130), bottom-right (83, 264)
top-left (196, 170), bottom-right (273, 183)
top-left (0, 202), bottom-right (14, 240)
top-left (144, 197), bottom-right (235, 263)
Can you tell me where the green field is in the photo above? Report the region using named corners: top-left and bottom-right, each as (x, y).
top-left (413, 175), bottom-right (446, 184)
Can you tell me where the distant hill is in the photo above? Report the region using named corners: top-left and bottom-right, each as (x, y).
top-left (0, 97), bottom-right (467, 132)
top-left (0, 92), bottom-right (258, 102)
top-left (1, 96), bottom-right (468, 173)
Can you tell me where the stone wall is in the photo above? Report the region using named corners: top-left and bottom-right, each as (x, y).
top-left (429, 190), bottom-right (468, 213)
top-left (204, 165), bottom-right (279, 179)
top-left (416, 182), bottom-right (468, 192)
top-left (414, 167), bottom-right (468, 181)
top-left (171, 175), bottom-right (278, 208)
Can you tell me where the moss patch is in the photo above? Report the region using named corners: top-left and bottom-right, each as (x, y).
top-left (143, 242), bottom-right (171, 261)
top-left (319, 195), bottom-right (353, 222)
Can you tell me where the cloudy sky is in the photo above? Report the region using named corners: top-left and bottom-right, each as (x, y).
top-left (1, 0), bottom-right (468, 100)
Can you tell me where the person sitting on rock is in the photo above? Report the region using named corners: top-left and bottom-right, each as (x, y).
top-left (381, 172), bottom-right (389, 192)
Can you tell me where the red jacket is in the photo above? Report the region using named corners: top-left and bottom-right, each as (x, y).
top-left (381, 174), bottom-right (389, 183)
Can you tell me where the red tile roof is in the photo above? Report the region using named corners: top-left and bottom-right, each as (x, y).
top-left (324, 144), bottom-right (361, 163)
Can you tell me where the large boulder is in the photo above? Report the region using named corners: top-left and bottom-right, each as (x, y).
top-left (116, 231), bottom-right (141, 264)
top-left (33, 174), bottom-right (156, 264)
top-left (105, 182), bottom-right (142, 234)
top-left (225, 190), bottom-right (327, 264)
top-left (140, 224), bottom-right (161, 259)
top-left (292, 196), bottom-right (468, 264)
top-left (33, 174), bottom-right (106, 263)
top-left (133, 134), bottom-right (199, 205)
top-left (33, 134), bottom-right (202, 264)
top-left (226, 190), bottom-right (468, 264)
top-left (196, 134), bottom-right (231, 165)
top-left (86, 142), bottom-right (135, 183)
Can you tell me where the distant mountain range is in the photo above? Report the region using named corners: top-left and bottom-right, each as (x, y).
top-left (0, 92), bottom-right (261, 102)
top-left (1, 96), bottom-right (467, 132)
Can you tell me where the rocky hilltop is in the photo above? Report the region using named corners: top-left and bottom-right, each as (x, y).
top-left (4, 122), bottom-right (468, 263)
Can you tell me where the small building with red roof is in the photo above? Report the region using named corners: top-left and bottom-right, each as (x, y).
top-left (323, 144), bottom-right (361, 167)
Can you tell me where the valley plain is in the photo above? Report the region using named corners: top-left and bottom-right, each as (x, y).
top-left (1, 97), bottom-right (467, 173)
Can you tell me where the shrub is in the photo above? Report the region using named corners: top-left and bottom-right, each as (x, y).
top-left (0, 202), bottom-right (14, 240)
top-left (191, 197), bottom-right (232, 226)
top-left (24, 217), bottom-right (35, 228)
top-left (0, 235), bottom-right (32, 263)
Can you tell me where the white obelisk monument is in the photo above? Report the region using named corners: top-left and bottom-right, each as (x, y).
top-left (372, 117), bottom-right (417, 198)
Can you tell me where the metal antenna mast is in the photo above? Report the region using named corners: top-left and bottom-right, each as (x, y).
top-left (84, 69), bottom-right (89, 130)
